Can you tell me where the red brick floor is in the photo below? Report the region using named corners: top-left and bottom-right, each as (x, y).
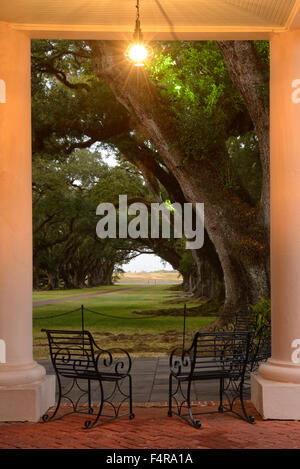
top-left (0, 402), bottom-right (300, 449)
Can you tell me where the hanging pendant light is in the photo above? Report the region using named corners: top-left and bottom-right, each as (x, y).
top-left (125, 0), bottom-right (153, 67)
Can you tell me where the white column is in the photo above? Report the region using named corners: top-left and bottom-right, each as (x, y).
top-left (252, 30), bottom-right (300, 419)
top-left (0, 23), bottom-right (55, 421)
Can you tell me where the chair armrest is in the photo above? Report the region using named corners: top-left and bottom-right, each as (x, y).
top-left (95, 348), bottom-right (132, 376)
top-left (169, 347), bottom-right (193, 376)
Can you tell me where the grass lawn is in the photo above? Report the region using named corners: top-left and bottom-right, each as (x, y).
top-left (33, 285), bottom-right (217, 359)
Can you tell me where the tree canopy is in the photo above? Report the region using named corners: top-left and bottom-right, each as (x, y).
top-left (31, 38), bottom-right (270, 320)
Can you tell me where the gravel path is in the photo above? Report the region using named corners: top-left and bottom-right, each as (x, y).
top-left (33, 286), bottom-right (145, 307)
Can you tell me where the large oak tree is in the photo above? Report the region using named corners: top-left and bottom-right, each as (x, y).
top-left (88, 40), bottom-right (270, 319)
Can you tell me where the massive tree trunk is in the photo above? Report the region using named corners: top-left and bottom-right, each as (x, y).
top-left (86, 260), bottom-right (104, 287)
top-left (100, 262), bottom-right (115, 285)
top-left (129, 143), bottom-right (225, 298)
top-left (191, 237), bottom-right (224, 300)
top-left (46, 270), bottom-right (59, 290)
top-left (217, 41), bottom-right (270, 230)
top-left (89, 40), bottom-right (269, 321)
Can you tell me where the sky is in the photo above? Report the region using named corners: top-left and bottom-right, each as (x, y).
top-left (101, 148), bottom-right (174, 273)
top-left (123, 254), bottom-right (173, 272)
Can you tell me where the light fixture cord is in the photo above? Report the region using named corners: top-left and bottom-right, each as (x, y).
top-left (134, 0), bottom-right (142, 41)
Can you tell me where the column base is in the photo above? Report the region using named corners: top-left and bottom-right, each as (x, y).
top-left (251, 373), bottom-right (300, 420)
top-left (0, 375), bottom-right (56, 422)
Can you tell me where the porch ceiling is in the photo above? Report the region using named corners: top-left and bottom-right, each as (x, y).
top-left (0, 0), bottom-right (300, 40)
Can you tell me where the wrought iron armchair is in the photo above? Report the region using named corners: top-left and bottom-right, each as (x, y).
top-left (42, 329), bottom-right (134, 428)
top-left (168, 331), bottom-right (254, 428)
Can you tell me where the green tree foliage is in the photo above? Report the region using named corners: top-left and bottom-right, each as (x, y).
top-left (251, 297), bottom-right (271, 330)
top-left (148, 42), bottom-right (246, 158)
top-left (31, 40), bottom-right (130, 158)
top-left (33, 149), bottom-right (145, 289)
top-left (147, 41), bottom-right (264, 204)
top-left (31, 40), bottom-right (142, 289)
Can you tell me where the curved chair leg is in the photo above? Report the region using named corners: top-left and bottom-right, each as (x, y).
top-left (84, 379), bottom-right (104, 429)
top-left (87, 379), bottom-right (94, 414)
top-left (186, 380), bottom-right (201, 429)
top-left (168, 374), bottom-right (173, 417)
top-left (42, 375), bottom-right (62, 422)
top-left (239, 380), bottom-right (255, 424)
top-left (218, 377), bottom-right (224, 413)
top-left (128, 375), bottom-right (135, 419)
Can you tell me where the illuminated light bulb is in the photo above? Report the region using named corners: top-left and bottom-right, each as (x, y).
top-left (128, 44), bottom-right (148, 65)
top-left (125, 42), bottom-right (153, 66)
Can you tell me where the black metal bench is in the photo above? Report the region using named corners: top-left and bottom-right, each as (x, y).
top-left (233, 310), bottom-right (258, 332)
top-left (168, 331), bottom-right (254, 428)
top-left (42, 329), bottom-right (134, 428)
top-left (232, 310), bottom-right (271, 375)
